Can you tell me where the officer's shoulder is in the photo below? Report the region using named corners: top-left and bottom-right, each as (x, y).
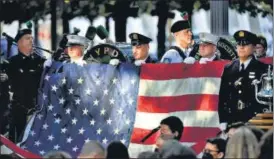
top-left (224, 59), bottom-right (238, 69)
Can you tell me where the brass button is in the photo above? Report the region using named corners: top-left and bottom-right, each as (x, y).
top-left (238, 90), bottom-right (242, 94)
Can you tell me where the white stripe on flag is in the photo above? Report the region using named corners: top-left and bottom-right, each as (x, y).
top-left (134, 111), bottom-right (220, 129)
top-left (139, 78), bottom-right (221, 96)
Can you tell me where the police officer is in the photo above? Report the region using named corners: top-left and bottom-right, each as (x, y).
top-left (129, 33), bottom-right (156, 66)
top-left (65, 34), bottom-right (90, 65)
top-left (218, 30), bottom-right (268, 127)
top-left (255, 35), bottom-right (267, 58)
top-left (198, 32), bottom-right (221, 64)
top-left (160, 20), bottom-right (196, 63)
top-left (6, 29), bottom-right (45, 142)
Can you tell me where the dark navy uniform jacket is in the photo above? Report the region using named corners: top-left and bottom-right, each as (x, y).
top-left (218, 57), bottom-right (269, 124)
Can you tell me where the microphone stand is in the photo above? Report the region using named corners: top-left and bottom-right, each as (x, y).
top-left (140, 126), bottom-right (160, 143)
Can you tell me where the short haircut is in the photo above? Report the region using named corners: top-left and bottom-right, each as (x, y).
top-left (206, 137), bottom-right (226, 153)
top-left (106, 141), bottom-right (129, 159)
top-left (160, 116), bottom-right (184, 140)
top-left (137, 151), bottom-right (159, 158)
top-left (43, 151), bottom-right (72, 158)
top-left (79, 141), bottom-right (105, 157)
top-left (159, 139), bottom-right (196, 159)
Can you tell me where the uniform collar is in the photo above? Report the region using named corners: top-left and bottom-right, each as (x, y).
top-left (134, 56), bottom-right (149, 65)
top-left (18, 51), bottom-right (33, 59)
top-left (240, 56), bottom-right (252, 70)
top-left (176, 44), bottom-right (192, 56)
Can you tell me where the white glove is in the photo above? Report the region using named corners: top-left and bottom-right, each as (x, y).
top-left (219, 123), bottom-right (227, 131)
top-left (0, 73), bottom-right (8, 82)
top-left (43, 58), bottom-right (52, 68)
top-left (183, 57), bottom-right (195, 64)
top-left (134, 60), bottom-right (145, 66)
top-left (109, 59), bottom-right (120, 66)
top-left (199, 58), bottom-right (209, 64)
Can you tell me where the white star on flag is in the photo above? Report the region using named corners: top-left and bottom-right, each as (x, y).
top-left (103, 89), bottom-right (109, 95)
top-left (110, 98), bottom-right (115, 105)
top-left (95, 79), bottom-right (101, 85)
top-left (78, 127), bottom-right (85, 134)
top-left (44, 75), bottom-right (50, 81)
top-left (39, 150), bottom-right (45, 155)
top-left (48, 104), bottom-right (54, 111)
top-left (51, 85), bottom-right (58, 92)
top-left (72, 146), bottom-right (79, 152)
top-left (54, 144), bottom-right (60, 150)
top-left (77, 77), bottom-right (84, 84)
top-left (82, 108), bottom-right (89, 115)
top-left (48, 135), bottom-right (54, 141)
top-left (42, 93), bottom-right (47, 100)
top-left (59, 98), bottom-right (65, 104)
top-left (112, 78), bottom-right (118, 84)
top-left (121, 88), bottom-right (126, 95)
top-left (97, 128), bottom-right (102, 135)
top-left (125, 118), bottom-right (131, 125)
top-left (61, 78), bottom-right (66, 84)
top-left (106, 118), bottom-right (112, 125)
top-left (128, 97), bottom-right (134, 106)
top-left (90, 119), bottom-right (95, 126)
top-left (75, 98), bottom-right (81, 105)
top-left (93, 99), bottom-right (99, 106)
top-left (61, 128), bottom-right (67, 134)
top-left (30, 130), bottom-right (36, 136)
top-left (85, 138), bottom-right (90, 143)
top-left (42, 124), bottom-right (49, 130)
top-left (37, 114), bottom-right (43, 120)
top-left (102, 138), bottom-right (108, 144)
top-left (54, 118), bottom-right (61, 124)
top-left (68, 88), bottom-right (74, 94)
top-left (117, 108), bottom-right (123, 115)
top-left (130, 79), bottom-right (136, 85)
top-left (65, 108), bottom-right (71, 115)
top-left (66, 137), bottom-right (73, 143)
top-left (85, 88), bottom-right (92, 95)
top-left (72, 118), bottom-right (78, 125)
top-left (34, 140), bottom-right (41, 146)
top-left (100, 108), bottom-right (106, 116)
top-left (114, 128), bottom-right (120, 135)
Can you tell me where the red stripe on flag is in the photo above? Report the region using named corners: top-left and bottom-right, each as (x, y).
top-left (0, 135), bottom-right (41, 158)
top-left (259, 57), bottom-right (273, 64)
top-left (191, 141), bottom-right (207, 155)
top-left (137, 95), bottom-right (219, 113)
top-left (130, 127), bottom-right (220, 145)
top-left (140, 61), bottom-right (229, 80)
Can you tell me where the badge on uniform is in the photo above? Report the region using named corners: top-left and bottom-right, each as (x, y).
top-left (249, 72), bottom-right (255, 79)
top-left (239, 31), bottom-right (244, 37)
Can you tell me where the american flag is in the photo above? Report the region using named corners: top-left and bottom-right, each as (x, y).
top-left (2, 58), bottom-right (272, 158)
top-left (20, 62), bottom-right (140, 157)
top-left (128, 58), bottom-right (273, 157)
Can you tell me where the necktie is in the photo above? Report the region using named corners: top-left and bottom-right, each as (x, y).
top-left (240, 63), bottom-right (245, 73)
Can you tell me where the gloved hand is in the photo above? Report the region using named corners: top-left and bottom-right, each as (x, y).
top-left (134, 60), bottom-right (145, 66)
top-left (109, 59), bottom-right (120, 66)
top-left (183, 57), bottom-right (195, 64)
top-left (43, 58), bottom-right (52, 68)
top-left (199, 58), bottom-right (209, 64)
top-left (0, 73), bottom-right (8, 82)
top-left (219, 122), bottom-right (227, 131)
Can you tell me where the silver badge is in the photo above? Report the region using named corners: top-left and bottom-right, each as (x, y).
top-left (237, 100), bottom-right (245, 110)
top-left (249, 72), bottom-right (255, 79)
